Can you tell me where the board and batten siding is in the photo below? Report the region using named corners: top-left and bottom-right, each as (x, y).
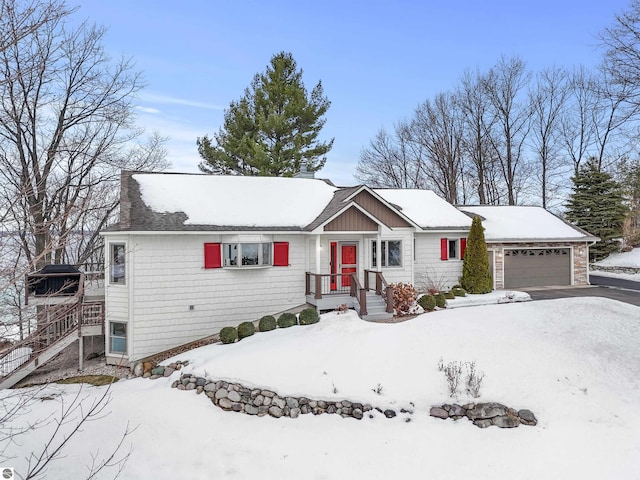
top-left (119, 234), bottom-right (307, 362)
top-left (413, 232), bottom-right (465, 290)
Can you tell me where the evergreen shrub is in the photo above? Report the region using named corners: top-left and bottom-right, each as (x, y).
top-left (418, 294), bottom-right (436, 312)
top-left (277, 312), bottom-right (297, 328)
top-left (258, 315), bottom-right (277, 332)
top-left (452, 287), bottom-right (466, 297)
top-left (298, 308), bottom-right (319, 325)
top-left (220, 326), bottom-right (238, 344)
top-left (445, 291), bottom-right (455, 299)
top-left (434, 293), bottom-right (447, 308)
top-left (238, 321), bottom-right (256, 339)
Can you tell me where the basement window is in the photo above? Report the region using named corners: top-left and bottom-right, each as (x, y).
top-left (110, 322), bottom-right (127, 354)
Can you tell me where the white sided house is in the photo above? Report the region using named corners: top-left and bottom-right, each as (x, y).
top-left (100, 172), bottom-right (596, 365)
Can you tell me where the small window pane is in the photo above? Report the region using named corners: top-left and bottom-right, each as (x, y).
top-left (388, 241), bottom-right (402, 266)
top-left (449, 240), bottom-right (458, 259)
top-left (381, 241), bottom-right (387, 267)
top-left (110, 322), bottom-right (126, 353)
top-left (110, 244), bottom-right (126, 284)
top-left (371, 241), bottom-right (377, 268)
top-left (223, 244), bottom-right (238, 266)
top-left (262, 243), bottom-right (272, 265)
top-left (242, 243), bottom-right (259, 266)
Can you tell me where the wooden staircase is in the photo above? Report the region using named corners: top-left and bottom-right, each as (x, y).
top-left (354, 291), bottom-right (393, 321)
top-left (0, 301), bottom-right (104, 389)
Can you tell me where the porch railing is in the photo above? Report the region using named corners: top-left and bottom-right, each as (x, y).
top-left (305, 270), bottom-right (395, 315)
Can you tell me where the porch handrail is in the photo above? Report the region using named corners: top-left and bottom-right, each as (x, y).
top-left (349, 273), bottom-right (367, 316)
top-left (364, 269), bottom-right (395, 314)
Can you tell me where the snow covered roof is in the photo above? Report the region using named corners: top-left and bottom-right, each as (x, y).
top-left (375, 189), bottom-right (472, 230)
top-left (460, 206), bottom-right (598, 241)
top-left (124, 173), bottom-right (338, 230)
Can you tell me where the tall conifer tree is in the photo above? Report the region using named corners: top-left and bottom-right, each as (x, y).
top-left (197, 52), bottom-right (333, 176)
top-left (461, 216), bottom-right (493, 294)
top-left (565, 160), bottom-right (628, 260)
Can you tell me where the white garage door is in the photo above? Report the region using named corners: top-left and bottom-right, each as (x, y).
top-left (504, 248), bottom-right (571, 288)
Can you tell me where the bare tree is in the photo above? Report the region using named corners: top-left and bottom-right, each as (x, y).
top-left (560, 66), bottom-right (599, 175)
top-left (457, 69), bottom-right (501, 204)
top-left (410, 92), bottom-right (465, 204)
top-left (0, 384), bottom-right (134, 480)
top-left (482, 55), bottom-right (533, 205)
top-left (0, 6), bottom-right (168, 274)
top-left (355, 121), bottom-right (427, 188)
top-left (601, 0), bottom-right (640, 105)
top-left (529, 66), bottom-right (570, 208)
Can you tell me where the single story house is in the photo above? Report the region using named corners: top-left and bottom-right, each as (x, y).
top-left (100, 172), bottom-right (596, 365)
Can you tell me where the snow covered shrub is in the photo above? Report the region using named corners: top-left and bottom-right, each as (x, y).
top-left (277, 312), bottom-right (297, 328)
top-left (465, 361), bottom-right (484, 398)
top-left (298, 308), bottom-right (319, 325)
top-left (440, 359), bottom-right (485, 398)
top-left (434, 293), bottom-right (446, 308)
top-left (220, 326), bottom-right (238, 344)
top-left (390, 282), bottom-right (417, 315)
top-left (418, 294), bottom-right (436, 312)
top-left (258, 315), bottom-right (277, 332)
top-left (452, 287), bottom-right (466, 297)
top-left (444, 291), bottom-right (455, 300)
top-left (237, 321), bottom-right (256, 339)
top-left (444, 361), bottom-right (464, 397)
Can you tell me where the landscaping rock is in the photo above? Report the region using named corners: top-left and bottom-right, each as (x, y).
top-left (384, 409), bottom-right (396, 418)
top-left (133, 362), bottom-right (144, 377)
top-left (430, 407), bottom-right (449, 419)
top-left (218, 398), bottom-right (233, 410)
top-left (215, 388), bottom-right (228, 400)
top-left (518, 409), bottom-right (538, 426)
top-left (227, 390), bottom-right (241, 403)
top-left (466, 402), bottom-right (508, 420)
top-left (473, 419), bottom-right (493, 428)
top-left (269, 406), bottom-right (283, 418)
top-left (163, 367), bottom-right (176, 377)
top-left (492, 415), bottom-right (520, 428)
top-left (151, 366), bottom-right (165, 376)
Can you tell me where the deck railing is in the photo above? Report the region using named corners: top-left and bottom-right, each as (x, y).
top-left (0, 300), bottom-right (105, 381)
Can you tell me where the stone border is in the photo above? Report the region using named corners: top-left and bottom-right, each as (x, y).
top-left (138, 361), bottom-right (537, 428)
top-left (430, 402), bottom-right (537, 428)
top-left (590, 265), bottom-right (640, 275)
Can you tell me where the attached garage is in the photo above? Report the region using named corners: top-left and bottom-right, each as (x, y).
top-left (460, 205), bottom-right (599, 289)
top-left (503, 248), bottom-right (571, 288)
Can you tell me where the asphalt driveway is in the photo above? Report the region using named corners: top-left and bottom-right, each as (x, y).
top-left (523, 276), bottom-right (640, 307)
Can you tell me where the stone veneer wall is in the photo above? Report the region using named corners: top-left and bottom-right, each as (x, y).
top-left (487, 242), bottom-right (590, 289)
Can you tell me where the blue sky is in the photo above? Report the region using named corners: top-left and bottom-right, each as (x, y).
top-left (75, 0), bottom-right (630, 185)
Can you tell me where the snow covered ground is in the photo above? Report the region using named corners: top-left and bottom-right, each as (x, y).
top-left (2, 298), bottom-right (639, 479)
top-left (591, 247), bottom-right (640, 282)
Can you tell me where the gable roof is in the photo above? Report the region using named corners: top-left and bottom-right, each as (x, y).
top-left (460, 206), bottom-right (598, 242)
top-left (375, 189), bottom-right (472, 230)
top-left (117, 172), bottom-right (338, 231)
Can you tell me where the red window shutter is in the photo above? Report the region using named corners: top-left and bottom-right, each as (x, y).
top-left (204, 243), bottom-right (222, 268)
top-left (460, 238), bottom-right (467, 259)
top-left (440, 238), bottom-right (448, 260)
top-left (273, 242), bottom-right (289, 266)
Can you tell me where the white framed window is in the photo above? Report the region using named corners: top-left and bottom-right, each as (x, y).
top-left (110, 322), bottom-right (127, 353)
top-left (448, 239), bottom-right (459, 259)
top-left (110, 243), bottom-right (126, 284)
top-left (223, 243), bottom-right (273, 267)
top-left (372, 240), bottom-right (402, 268)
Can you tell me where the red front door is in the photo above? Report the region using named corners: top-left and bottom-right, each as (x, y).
top-left (341, 244), bottom-right (357, 287)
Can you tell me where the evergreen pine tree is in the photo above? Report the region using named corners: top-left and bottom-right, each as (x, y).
top-left (461, 216), bottom-right (493, 294)
top-left (565, 160), bottom-right (628, 261)
top-left (197, 52), bottom-right (333, 176)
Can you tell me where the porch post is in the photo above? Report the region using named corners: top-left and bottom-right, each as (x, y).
top-left (376, 230), bottom-right (382, 271)
top-left (315, 235), bottom-right (321, 274)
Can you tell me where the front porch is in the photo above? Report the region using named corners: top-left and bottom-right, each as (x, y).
top-left (305, 269), bottom-right (395, 321)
